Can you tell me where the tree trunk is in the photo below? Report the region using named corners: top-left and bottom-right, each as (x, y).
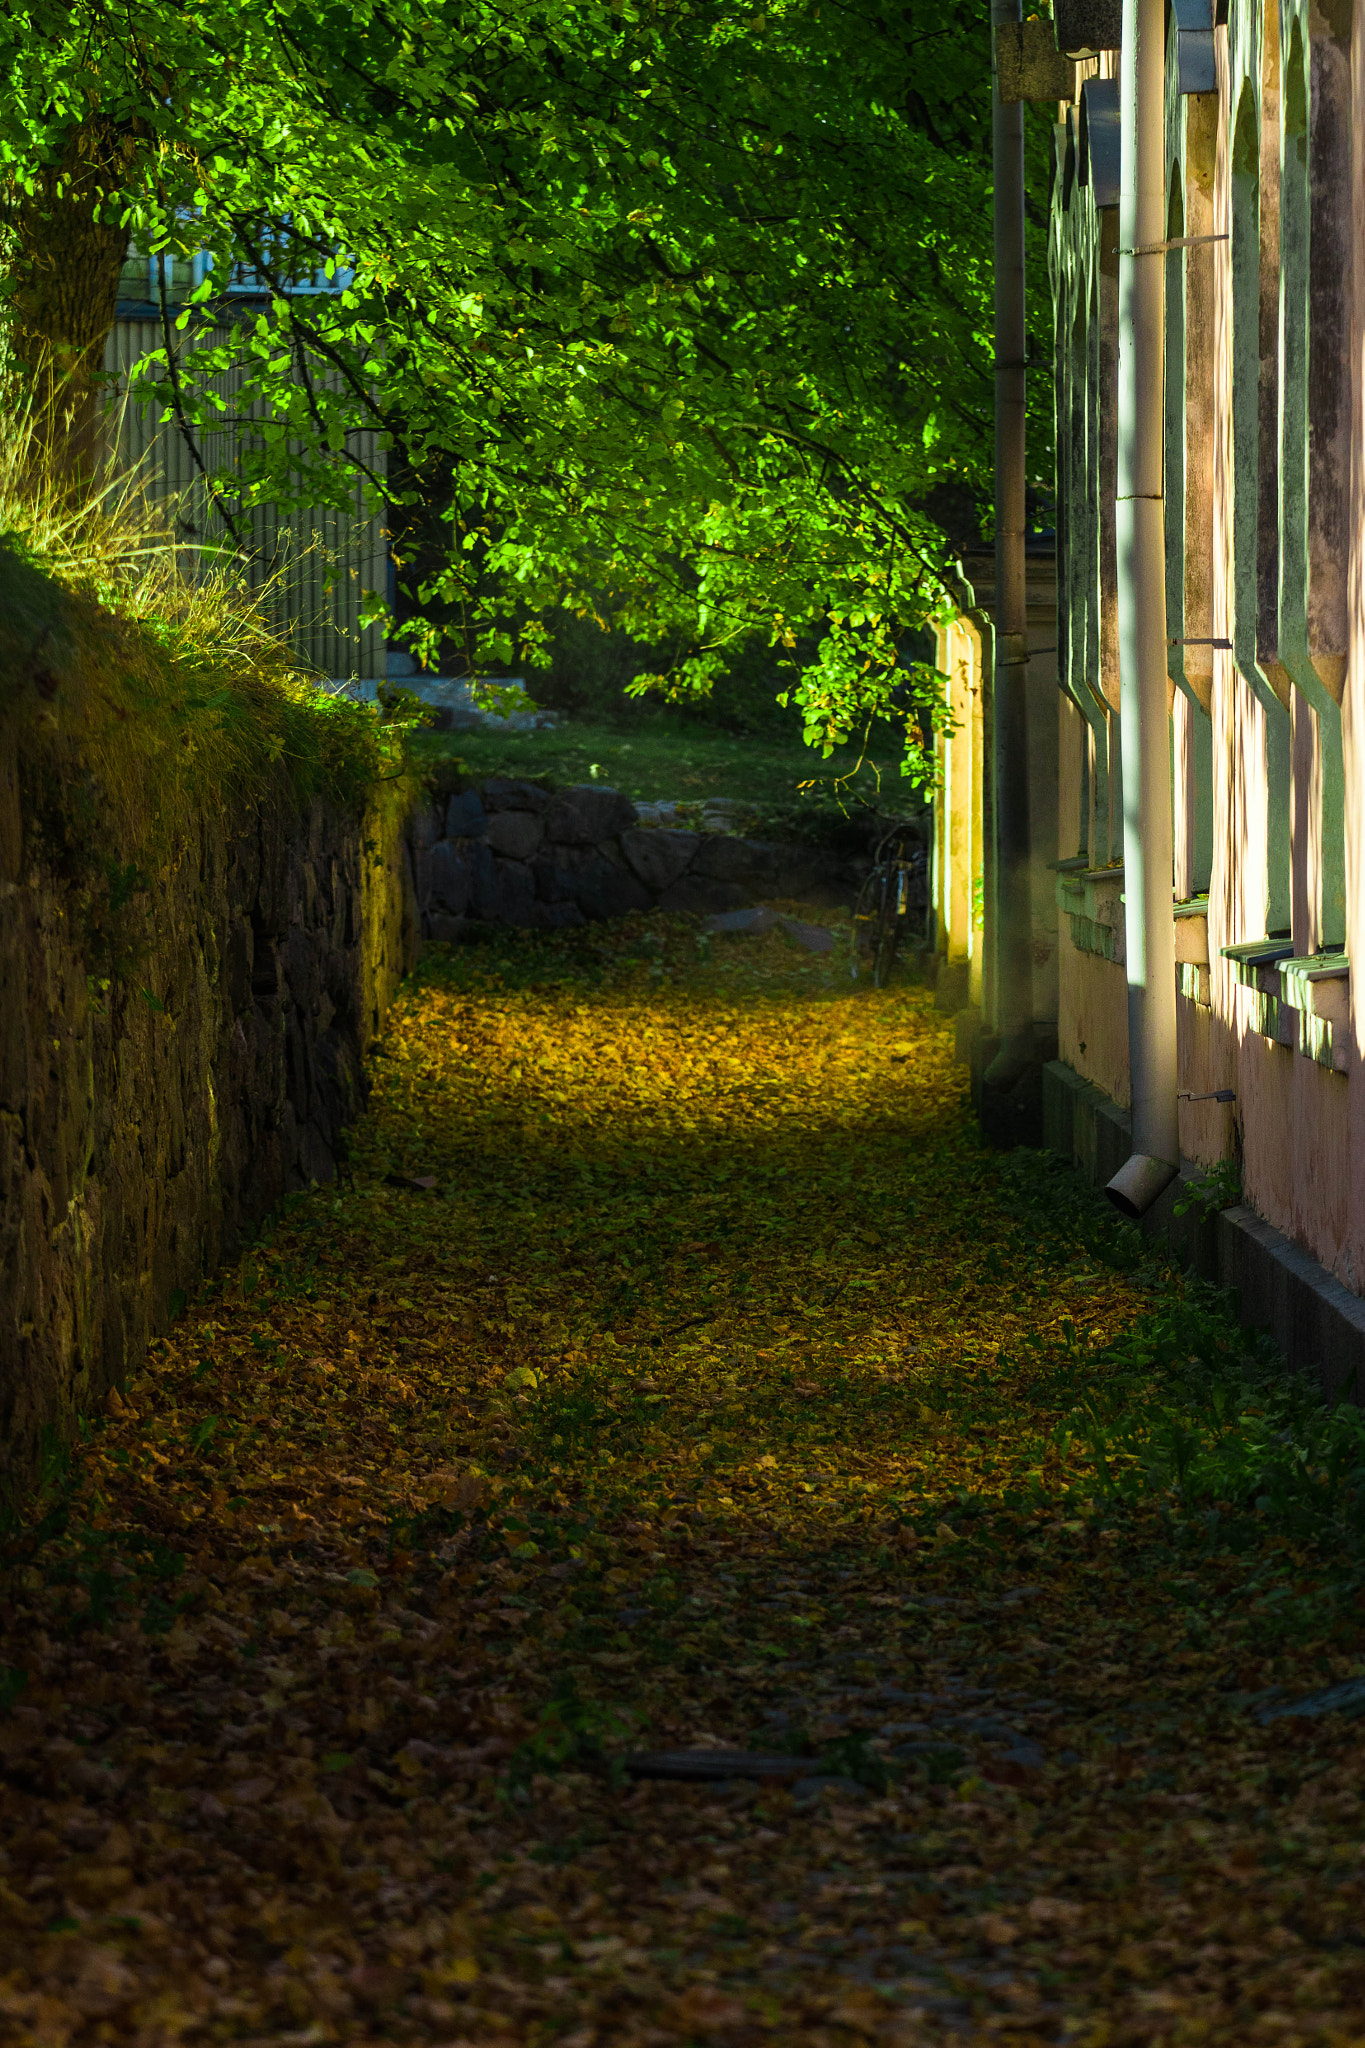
top-left (3, 126), bottom-right (135, 490)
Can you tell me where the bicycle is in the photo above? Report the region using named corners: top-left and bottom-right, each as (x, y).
top-left (853, 822), bottom-right (930, 989)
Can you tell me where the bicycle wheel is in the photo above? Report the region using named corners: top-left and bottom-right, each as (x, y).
top-left (852, 865), bottom-right (886, 973)
top-left (871, 866), bottom-right (902, 988)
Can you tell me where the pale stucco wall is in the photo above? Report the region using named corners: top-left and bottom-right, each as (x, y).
top-left (1051, 1), bottom-right (1364, 1294)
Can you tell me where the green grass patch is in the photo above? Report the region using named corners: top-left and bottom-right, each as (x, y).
top-left (411, 716), bottom-right (916, 839)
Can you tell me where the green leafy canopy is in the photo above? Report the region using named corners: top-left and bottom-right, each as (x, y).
top-left (0, 0), bottom-right (1047, 765)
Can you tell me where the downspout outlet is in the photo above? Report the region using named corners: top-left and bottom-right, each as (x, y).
top-left (1105, 1151), bottom-right (1178, 1219)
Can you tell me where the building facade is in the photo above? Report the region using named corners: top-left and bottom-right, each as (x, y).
top-left (1046, 0), bottom-right (1365, 1293)
top-left (928, 0), bottom-right (1365, 1378)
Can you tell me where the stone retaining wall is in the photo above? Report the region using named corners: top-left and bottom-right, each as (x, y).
top-left (406, 778), bottom-right (870, 939)
top-left (0, 776), bottom-right (415, 1499)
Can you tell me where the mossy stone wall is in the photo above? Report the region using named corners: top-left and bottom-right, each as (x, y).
top-left (0, 559), bottom-right (417, 1501)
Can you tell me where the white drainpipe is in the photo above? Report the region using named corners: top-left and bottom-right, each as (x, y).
top-left (1106, 0), bottom-right (1180, 1218)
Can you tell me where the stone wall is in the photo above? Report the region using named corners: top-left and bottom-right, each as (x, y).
top-left (0, 774), bottom-right (416, 1500)
top-left (406, 777), bottom-right (871, 939)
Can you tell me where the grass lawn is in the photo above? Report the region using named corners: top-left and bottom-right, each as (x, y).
top-left (409, 714), bottom-right (916, 827)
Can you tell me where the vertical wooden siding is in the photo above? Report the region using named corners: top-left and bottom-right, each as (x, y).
top-left (103, 318), bottom-right (388, 680)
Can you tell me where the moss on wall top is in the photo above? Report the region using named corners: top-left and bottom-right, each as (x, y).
top-left (0, 529), bottom-right (412, 903)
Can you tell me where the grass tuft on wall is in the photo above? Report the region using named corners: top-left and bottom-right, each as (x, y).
top-left (0, 426), bottom-right (407, 890)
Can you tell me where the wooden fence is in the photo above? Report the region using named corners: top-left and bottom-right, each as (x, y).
top-left (103, 304), bottom-right (388, 681)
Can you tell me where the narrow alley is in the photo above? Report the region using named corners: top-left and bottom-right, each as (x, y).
top-left (3, 915), bottom-right (1363, 2046)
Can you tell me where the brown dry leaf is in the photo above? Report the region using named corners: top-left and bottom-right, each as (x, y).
top-left (1025, 1896), bottom-right (1083, 1927)
top-left (828, 1989), bottom-right (897, 2037)
top-left (230, 1776), bottom-right (275, 1804)
top-left (425, 1469), bottom-right (487, 1512)
top-left (672, 1985), bottom-right (749, 2030)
